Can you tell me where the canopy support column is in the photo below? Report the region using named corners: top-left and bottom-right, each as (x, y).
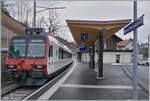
top-left (91, 45), bottom-right (95, 69)
top-left (97, 29), bottom-right (105, 79)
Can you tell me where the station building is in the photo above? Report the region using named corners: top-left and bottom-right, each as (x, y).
top-left (79, 36), bottom-right (133, 64)
top-left (78, 36), bottom-right (132, 64)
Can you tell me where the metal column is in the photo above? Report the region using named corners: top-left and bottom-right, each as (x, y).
top-left (148, 34), bottom-right (150, 69)
top-left (89, 48), bottom-right (91, 67)
top-left (97, 29), bottom-right (104, 79)
top-left (91, 45), bottom-right (95, 69)
top-left (132, 0), bottom-right (138, 99)
top-left (33, 0), bottom-right (36, 28)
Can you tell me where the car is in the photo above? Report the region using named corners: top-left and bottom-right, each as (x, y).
top-left (138, 59), bottom-right (149, 66)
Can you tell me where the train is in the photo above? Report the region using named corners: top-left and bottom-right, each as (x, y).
top-left (5, 28), bottom-right (73, 86)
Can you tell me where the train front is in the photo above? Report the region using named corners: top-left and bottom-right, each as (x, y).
top-left (5, 34), bottom-right (49, 86)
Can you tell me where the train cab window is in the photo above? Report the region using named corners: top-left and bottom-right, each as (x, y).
top-left (9, 43), bottom-right (26, 58)
top-left (27, 43), bottom-right (45, 58)
top-left (49, 45), bottom-right (53, 57)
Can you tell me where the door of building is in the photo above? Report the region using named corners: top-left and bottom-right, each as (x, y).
top-left (116, 54), bottom-right (120, 63)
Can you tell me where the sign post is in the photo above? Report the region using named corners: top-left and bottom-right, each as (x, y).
top-left (124, 0), bottom-right (144, 99)
top-left (132, 0), bottom-right (138, 99)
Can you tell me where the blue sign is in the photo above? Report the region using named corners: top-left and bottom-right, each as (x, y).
top-left (81, 32), bottom-right (88, 40)
top-left (124, 15), bottom-right (144, 35)
top-left (79, 46), bottom-right (87, 51)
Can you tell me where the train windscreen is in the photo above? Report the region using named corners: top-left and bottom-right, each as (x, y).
top-left (27, 43), bottom-right (45, 58)
top-left (9, 38), bottom-right (45, 58)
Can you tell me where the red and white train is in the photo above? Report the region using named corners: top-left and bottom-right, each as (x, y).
top-left (5, 28), bottom-right (73, 86)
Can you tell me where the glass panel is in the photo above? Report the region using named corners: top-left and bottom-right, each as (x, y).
top-left (9, 43), bottom-right (26, 58)
top-left (27, 43), bottom-right (45, 58)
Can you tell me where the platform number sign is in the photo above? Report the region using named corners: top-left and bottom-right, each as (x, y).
top-left (81, 32), bottom-right (88, 41)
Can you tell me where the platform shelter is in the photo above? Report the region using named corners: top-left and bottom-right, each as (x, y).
top-left (66, 19), bottom-right (131, 78)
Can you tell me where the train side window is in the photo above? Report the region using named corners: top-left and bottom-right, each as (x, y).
top-left (56, 51), bottom-right (58, 57)
top-left (49, 45), bottom-right (53, 57)
top-left (59, 48), bottom-right (63, 59)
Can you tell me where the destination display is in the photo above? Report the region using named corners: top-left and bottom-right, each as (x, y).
top-left (13, 39), bottom-right (26, 43)
top-left (30, 39), bottom-right (44, 42)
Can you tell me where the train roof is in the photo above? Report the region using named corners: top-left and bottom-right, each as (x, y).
top-left (48, 35), bottom-right (72, 54)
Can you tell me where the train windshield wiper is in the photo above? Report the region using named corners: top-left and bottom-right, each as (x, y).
top-left (9, 50), bottom-right (17, 59)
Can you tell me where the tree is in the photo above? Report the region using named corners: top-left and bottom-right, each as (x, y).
top-left (3, 0), bottom-right (32, 26)
top-left (16, 1), bottom-right (32, 25)
top-left (47, 9), bottom-right (60, 36)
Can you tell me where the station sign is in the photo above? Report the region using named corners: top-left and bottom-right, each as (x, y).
top-left (79, 46), bottom-right (87, 51)
top-left (124, 15), bottom-right (144, 35)
top-left (81, 32), bottom-right (88, 41)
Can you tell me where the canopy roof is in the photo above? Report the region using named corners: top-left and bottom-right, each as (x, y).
top-left (66, 19), bottom-right (131, 48)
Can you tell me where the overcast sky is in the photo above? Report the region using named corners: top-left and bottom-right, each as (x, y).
top-left (6, 0), bottom-right (150, 43)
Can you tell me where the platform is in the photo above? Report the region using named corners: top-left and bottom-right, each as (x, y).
top-left (29, 61), bottom-right (148, 100)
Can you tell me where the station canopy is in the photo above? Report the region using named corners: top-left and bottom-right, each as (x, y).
top-left (66, 19), bottom-right (131, 48)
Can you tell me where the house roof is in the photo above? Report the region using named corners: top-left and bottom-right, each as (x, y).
top-left (66, 19), bottom-right (131, 48)
top-left (117, 40), bottom-right (130, 47)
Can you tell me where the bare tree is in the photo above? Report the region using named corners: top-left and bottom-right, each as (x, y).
top-left (47, 9), bottom-right (60, 36)
top-left (16, 1), bottom-right (32, 25)
top-left (3, 0), bottom-right (32, 26)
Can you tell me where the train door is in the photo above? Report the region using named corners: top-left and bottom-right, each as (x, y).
top-left (47, 45), bottom-right (53, 73)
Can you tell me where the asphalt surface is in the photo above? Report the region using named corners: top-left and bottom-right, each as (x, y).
top-left (46, 62), bottom-right (149, 100)
top-left (123, 65), bottom-right (149, 94)
top-left (136, 65), bottom-right (149, 86)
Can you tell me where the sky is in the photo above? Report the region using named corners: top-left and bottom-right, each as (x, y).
top-left (6, 0), bottom-right (150, 43)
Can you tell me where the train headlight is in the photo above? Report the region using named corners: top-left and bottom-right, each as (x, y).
top-left (36, 65), bottom-right (43, 69)
top-left (32, 65), bottom-right (46, 69)
top-left (7, 65), bottom-right (16, 69)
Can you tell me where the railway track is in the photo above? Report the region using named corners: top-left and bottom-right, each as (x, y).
top-left (1, 62), bottom-right (73, 100)
top-left (1, 86), bottom-right (39, 100)
top-left (2, 80), bottom-right (15, 88)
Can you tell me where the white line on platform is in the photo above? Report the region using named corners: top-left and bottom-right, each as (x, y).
top-left (61, 84), bottom-right (141, 89)
top-left (111, 63), bottom-right (132, 65)
top-left (38, 61), bottom-right (77, 100)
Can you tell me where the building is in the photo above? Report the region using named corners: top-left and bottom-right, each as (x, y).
top-left (81, 36), bottom-right (133, 64)
top-left (117, 39), bottom-right (133, 50)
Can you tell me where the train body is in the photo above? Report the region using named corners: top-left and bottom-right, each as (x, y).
top-left (5, 28), bottom-right (73, 86)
